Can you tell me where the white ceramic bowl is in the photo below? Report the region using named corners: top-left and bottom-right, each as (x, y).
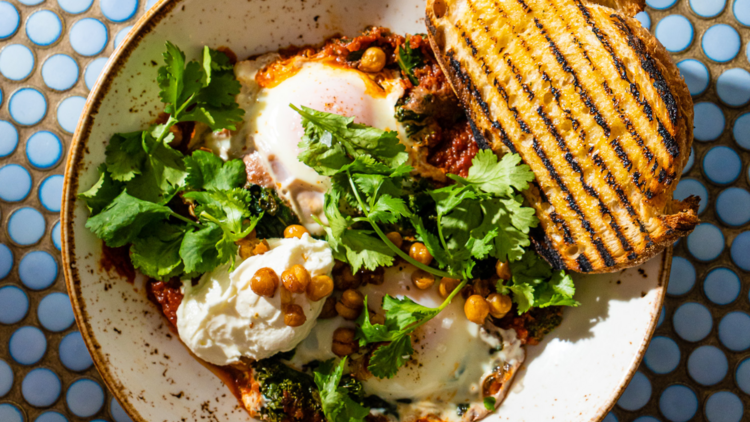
top-left (61, 0), bottom-right (670, 421)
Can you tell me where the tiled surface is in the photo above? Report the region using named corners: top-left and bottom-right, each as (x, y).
top-left (0, 0), bottom-right (747, 421)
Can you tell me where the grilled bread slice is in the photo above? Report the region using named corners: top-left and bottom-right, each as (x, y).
top-left (426, 0), bottom-right (699, 273)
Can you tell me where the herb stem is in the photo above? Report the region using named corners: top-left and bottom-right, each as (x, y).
top-left (169, 211), bottom-right (201, 228)
top-left (407, 278), bottom-right (468, 333)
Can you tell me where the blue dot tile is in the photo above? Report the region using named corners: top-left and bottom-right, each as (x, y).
top-left (69, 18), bottom-right (108, 56)
top-left (719, 311), bottom-right (750, 351)
top-left (22, 368), bottom-right (61, 407)
top-left (655, 15), bottom-right (693, 53)
top-left (51, 221), bottom-right (61, 251)
top-left (9, 88), bottom-right (47, 126)
top-left (674, 302), bottom-right (713, 342)
top-left (0, 359), bottom-right (12, 397)
top-left (0, 404), bottom-right (24, 422)
top-left (66, 379), bottom-right (104, 417)
top-left (635, 11), bottom-right (651, 30)
top-left (617, 371), bottom-right (651, 411)
top-left (145, 0), bottom-right (159, 10)
top-left (8, 208), bottom-right (46, 246)
top-left (644, 336), bottom-right (680, 374)
top-left (716, 188), bottom-right (750, 227)
top-left (731, 231), bottom-right (750, 271)
top-left (703, 24), bottom-right (741, 63)
top-left (658, 306), bottom-right (665, 328)
top-left (18, 0), bottom-right (44, 4)
top-left (0, 120), bottom-right (19, 157)
top-left (667, 256), bottom-right (695, 296)
top-left (101, 0), bottom-right (138, 23)
top-left (677, 59), bottom-right (709, 96)
top-left (26, 131), bottom-right (63, 169)
top-left (690, 0), bottom-right (726, 17)
top-left (659, 385), bottom-right (698, 422)
top-left (26, 10), bottom-right (63, 47)
top-left (110, 398), bottom-right (133, 422)
top-left (704, 267), bottom-right (741, 305)
top-left (705, 391), bottom-right (743, 422)
top-left (84, 57), bottom-right (108, 90)
top-left (38, 292), bottom-right (74, 332)
top-left (114, 25), bottom-right (133, 50)
top-left (57, 0), bottom-right (93, 14)
top-left (0, 45), bottom-right (35, 81)
top-left (717, 68), bottom-right (750, 107)
top-left (9, 326), bottom-right (47, 366)
top-left (693, 102), bottom-right (724, 141)
top-left (57, 96), bottom-right (86, 134)
top-left (633, 418), bottom-right (661, 422)
top-left (0, 2), bottom-right (21, 40)
top-left (0, 164), bottom-right (32, 202)
top-left (0, 285), bottom-right (28, 324)
top-left (59, 331), bottom-right (92, 371)
top-left (734, 112), bottom-right (750, 150)
top-left (673, 178), bottom-right (708, 214)
top-left (0, 244), bottom-right (12, 280)
top-left (687, 223), bottom-right (724, 262)
top-left (34, 412), bottom-right (68, 422)
top-left (687, 345), bottom-right (728, 385)
top-left (19, 251), bottom-right (57, 291)
top-left (39, 174), bottom-right (63, 212)
top-left (603, 412), bottom-right (618, 422)
top-left (734, 0), bottom-right (750, 26)
top-left (683, 147), bottom-right (695, 174)
top-left (735, 357), bottom-right (750, 394)
top-left (703, 146), bottom-right (741, 185)
top-left (647, 0), bottom-right (677, 9)
top-left (42, 54), bottom-right (79, 91)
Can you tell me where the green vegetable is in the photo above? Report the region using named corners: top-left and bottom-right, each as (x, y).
top-left (483, 397), bottom-right (496, 411)
top-left (313, 358), bottom-right (371, 422)
top-left (396, 40), bottom-right (422, 86)
top-left (253, 358), bottom-right (322, 422)
top-left (500, 250), bottom-right (580, 314)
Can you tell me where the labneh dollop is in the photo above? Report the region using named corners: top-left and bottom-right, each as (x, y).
top-left (176, 234), bottom-right (334, 366)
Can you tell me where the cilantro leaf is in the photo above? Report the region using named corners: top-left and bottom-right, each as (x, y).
top-left (78, 164), bottom-right (124, 215)
top-left (180, 223), bottom-right (224, 275)
top-left (339, 230), bottom-right (395, 273)
top-left (448, 150), bottom-right (536, 197)
top-left (85, 191), bottom-right (174, 248)
top-left (185, 150), bottom-right (246, 191)
top-left (368, 194), bottom-right (412, 224)
top-left (382, 295), bottom-right (440, 330)
top-left (157, 41), bottom-right (186, 115)
top-left (125, 129), bottom-right (187, 204)
top-left (130, 221), bottom-right (186, 279)
top-left (313, 358), bottom-right (370, 422)
top-left (368, 335), bottom-right (414, 379)
top-left (501, 250), bottom-right (580, 313)
top-left (397, 40), bottom-right (422, 86)
top-left (484, 397), bottom-right (497, 411)
top-left (105, 131), bottom-right (147, 182)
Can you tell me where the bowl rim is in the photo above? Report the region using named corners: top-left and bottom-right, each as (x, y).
top-left (59, 1), bottom-right (671, 420)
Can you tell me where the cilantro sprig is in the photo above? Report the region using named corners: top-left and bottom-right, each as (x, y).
top-left (313, 358), bottom-right (371, 422)
top-left (397, 39), bottom-right (423, 86)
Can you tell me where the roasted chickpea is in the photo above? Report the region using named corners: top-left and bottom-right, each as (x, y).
top-left (361, 267), bottom-right (385, 286)
top-left (409, 243), bottom-right (433, 265)
top-left (385, 231), bottom-right (404, 248)
top-left (495, 260), bottom-right (511, 280)
top-left (307, 275), bottom-right (334, 302)
top-left (341, 289), bottom-right (364, 310)
top-left (487, 293), bottom-right (513, 319)
top-left (359, 47), bottom-right (387, 73)
top-left (332, 327), bottom-right (359, 357)
top-left (369, 309), bottom-right (385, 325)
top-left (439, 277), bottom-right (462, 298)
top-left (250, 268), bottom-right (279, 297)
top-left (279, 285), bottom-right (293, 305)
top-left (336, 302), bottom-right (362, 320)
top-left (281, 264), bottom-right (311, 294)
top-left (253, 240), bottom-right (270, 255)
top-left (334, 266), bottom-right (361, 290)
top-left (411, 269), bottom-right (436, 290)
top-left (464, 295), bottom-right (490, 324)
top-left (283, 304), bottom-right (307, 327)
top-left (319, 296), bottom-right (338, 319)
top-left (284, 224), bottom-right (309, 239)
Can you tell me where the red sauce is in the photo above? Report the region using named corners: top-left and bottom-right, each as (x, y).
top-left (146, 279), bottom-right (183, 328)
top-left (427, 120), bottom-right (478, 177)
top-left (99, 245), bottom-right (136, 283)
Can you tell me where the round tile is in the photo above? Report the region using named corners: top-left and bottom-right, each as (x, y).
top-left (705, 391), bottom-right (743, 422)
top-left (9, 88), bottom-right (47, 126)
top-left (617, 371), bottom-right (652, 411)
top-left (730, 231), bottom-right (750, 271)
top-left (69, 18), bottom-right (108, 56)
top-left (704, 267), bottom-right (741, 305)
top-left (41, 54), bottom-right (79, 91)
top-left (636, 11), bottom-right (651, 30)
top-left (22, 368), bottom-right (61, 407)
top-left (734, 112), bottom-right (750, 150)
top-left (37, 292), bottom-right (74, 332)
top-left (647, 0), bottom-right (677, 9)
top-left (673, 302), bottom-right (713, 342)
top-left (716, 188), bottom-right (750, 227)
top-left (25, 10), bottom-right (63, 47)
top-left (8, 208), bottom-right (46, 246)
top-left (734, 0), bottom-right (750, 26)
top-left (9, 326), bottom-right (47, 366)
top-left (34, 412), bottom-right (68, 422)
top-left (0, 45), bottom-right (35, 81)
top-left (633, 418), bottom-right (661, 422)
top-left (677, 59), bottom-right (709, 96)
top-left (718, 311), bottom-right (750, 351)
top-left (26, 131), bottom-right (63, 169)
top-left (110, 398), bottom-right (133, 422)
top-left (0, 404), bottom-right (24, 422)
top-left (0, 359), bottom-right (12, 397)
top-left (66, 378), bottom-right (104, 417)
top-left (687, 345), bottom-right (728, 385)
top-left (0, 244), bottom-right (12, 279)
top-left (145, 0), bottom-right (159, 9)
top-left (57, 0), bottom-right (93, 14)
top-left (655, 15), bottom-right (694, 53)
top-left (114, 25), bottom-right (133, 49)
top-left (39, 174), bottom-right (63, 212)
top-left (18, 0), bottom-right (44, 4)
top-left (693, 102), bottom-right (724, 141)
top-left (683, 147), bottom-right (695, 174)
top-left (18, 251), bottom-right (57, 290)
top-left (690, 0), bottom-right (726, 17)
top-left (702, 24), bottom-right (740, 63)
top-left (673, 178), bottom-right (708, 214)
top-left (603, 412), bottom-right (618, 422)
top-left (717, 68), bottom-right (750, 107)
top-left (644, 336), bottom-right (681, 374)
top-left (84, 57), bottom-right (108, 90)
top-left (0, 120), bottom-right (19, 157)
top-left (0, 2), bottom-right (21, 40)
top-left (57, 96), bottom-right (85, 134)
top-left (687, 223), bottom-right (724, 262)
top-left (59, 331), bottom-right (92, 371)
top-left (735, 357), bottom-right (750, 394)
top-left (0, 164), bottom-right (32, 202)
top-left (51, 221), bottom-right (61, 251)
top-left (0, 285), bottom-right (28, 324)
top-left (658, 305), bottom-right (666, 328)
top-left (101, 0), bottom-right (138, 23)
top-left (667, 256), bottom-right (695, 296)
top-left (659, 385), bottom-right (698, 422)
top-left (703, 146), bottom-right (741, 185)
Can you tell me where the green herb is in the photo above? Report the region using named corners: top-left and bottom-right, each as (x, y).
top-left (483, 397), bottom-right (496, 411)
top-left (254, 358), bottom-right (322, 422)
top-left (313, 358), bottom-right (371, 422)
top-left (396, 40), bottom-right (423, 86)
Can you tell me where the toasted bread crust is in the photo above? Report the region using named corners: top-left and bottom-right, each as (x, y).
top-left (426, 0), bottom-right (697, 273)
